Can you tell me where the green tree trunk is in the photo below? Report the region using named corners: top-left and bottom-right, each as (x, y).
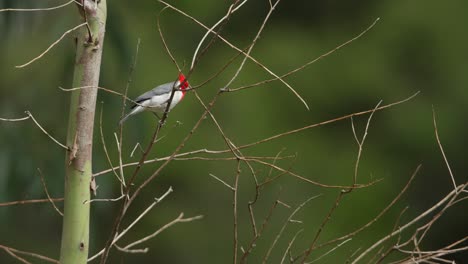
top-left (60, 1), bottom-right (107, 263)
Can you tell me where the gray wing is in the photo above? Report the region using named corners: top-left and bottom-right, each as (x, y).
top-left (131, 81), bottom-right (176, 108)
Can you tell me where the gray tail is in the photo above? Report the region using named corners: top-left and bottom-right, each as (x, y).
top-left (119, 113), bottom-right (131, 125)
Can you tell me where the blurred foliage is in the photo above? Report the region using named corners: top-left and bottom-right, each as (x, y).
top-left (0, 0), bottom-right (467, 263)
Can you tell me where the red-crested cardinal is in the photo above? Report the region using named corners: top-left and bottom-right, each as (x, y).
top-left (119, 73), bottom-right (190, 124)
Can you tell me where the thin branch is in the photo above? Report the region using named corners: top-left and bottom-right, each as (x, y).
top-left (249, 158), bottom-right (380, 189)
top-left (351, 183), bottom-right (467, 263)
top-left (351, 101), bottom-right (382, 186)
top-left (235, 92), bottom-right (419, 153)
top-left (209, 173), bottom-right (235, 191)
top-left (280, 229), bottom-right (304, 264)
top-left (432, 106), bottom-right (457, 191)
top-left (223, 0), bottom-right (281, 90)
top-left (157, 7), bottom-right (182, 73)
top-left (2, 248), bottom-right (31, 264)
top-left (83, 195), bottom-right (125, 204)
top-left (233, 160), bottom-right (241, 264)
top-left (0, 0), bottom-right (79, 12)
top-left (158, 0), bottom-right (310, 110)
top-left (25, 111), bottom-right (68, 150)
top-left (241, 199), bottom-right (282, 263)
top-left (191, 0), bottom-right (248, 69)
top-left (0, 115), bottom-right (30, 122)
top-left (229, 18), bottom-right (380, 92)
top-left (89, 187), bottom-right (174, 262)
top-left (0, 198), bottom-right (64, 207)
top-left (122, 213), bottom-right (203, 250)
top-left (313, 165), bottom-right (421, 253)
top-left (37, 168), bottom-right (63, 216)
top-left (263, 194), bottom-right (322, 263)
top-left (0, 244), bottom-right (59, 264)
top-left (307, 238), bottom-right (352, 264)
top-left (117, 38), bottom-right (141, 191)
top-left (16, 22), bottom-right (88, 68)
top-left (99, 103), bottom-right (125, 186)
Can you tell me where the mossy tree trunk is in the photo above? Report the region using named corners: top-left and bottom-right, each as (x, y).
top-left (59, 1), bottom-right (106, 263)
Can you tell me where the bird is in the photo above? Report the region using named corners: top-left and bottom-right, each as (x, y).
top-left (119, 73), bottom-right (190, 124)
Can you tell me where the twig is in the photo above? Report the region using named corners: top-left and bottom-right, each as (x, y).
top-left (350, 101), bottom-right (382, 186)
top-left (311, 165), bottom-right (421, 255)
top-left (233, 160), bottom-right (241, 264)
top-left (122, 213), bottom-right (203, 250)
top-left (89, 187), bottom-right (174, 262)
top-left (25, 111), bottom-right (68, 150)
top-left (0, 0), bottom-right (79, 12)
top-left (0, 244), bottom-right (59, 263)
top-left (0, 198), bottom-right (64, 207)
top-left (117, 38), bottom-right (141, 192)
top-left (263, 194), bottom-right (322, 263)
top-left (432, 106), bottom-right (457, 191)
top-left (158, 0), bottom-right (310, 110)
top-left (229, 18), bottom-right (380, 92)
top-left (0, 115), bottom-right (30, 122)
top-left (16, 23), bottom-right (87, 68)
top-left (223, 0), bottom-right (282, 90)
top-left (235, 92), bottom-right (419, 153)
top-left (307, 238), bottom-right (352, 263)
top-left (280, 229), bottom-right (304, 264)
top-left (209, 173), bottom-right (235, 191)
top-left (37, 168), bottom-right (63, 216)
top-left (249, 158), bottom-right (380, 189)
top-left (83, 195), bottom-right (125, 204)
top-left (190, 0), bottom-right (248, 69)
top-left (2, 248), bottom-right (31, 264)
top-left (99, 103), bottom-right (125, 186)
top-left (157, 7), bottom-right (182, 73)
top-left (241, 199), bottom-right (282, 263)
top-left (351, 183), bottom-right (467, 263)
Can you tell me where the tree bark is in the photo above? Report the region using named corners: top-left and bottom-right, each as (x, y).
top-left (59, 1), bottom-right (106, 263)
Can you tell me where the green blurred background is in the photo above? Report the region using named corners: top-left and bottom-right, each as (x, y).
top-left (1, 0), bottom-right (467, 263)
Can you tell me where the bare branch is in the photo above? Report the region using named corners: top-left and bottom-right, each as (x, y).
top-left (314, 165), bottom-right (421, 254)
top-left (249, 158), bottom-right (380, 189)
top-left (157, 7), bottom-right (182, 73)
top-left (307, 238), bottom-right (352, 264)
top-left (99, 104), bottom-right (126, 187)
top-left (263, 194), bottom-right (322, 263)
top-left (158, 0), bottom-right (310, 110)
top-left (223, 0), bottom-right (281, 89)
top-left (209, 173), bottom-right (235, 191)
top-left (432, 106), bottom-right (457, 190)
top-left (83, 195), bottom-right (125, 204)
top-left (351, 100), bottom-right (382, 186)
top-left (16, 23), bottom-right (88, 68)
top-left (280, 229), bottom-right (304, 264)
top-left (229, 18), bottom-right (380, 92)
top-left (89, 187), bottom-right (174, 262)
top-left (0, 114), bottom-right (30, 122)
top-left (0, 244), bottom-right (59, 264)
top-left (0, 0), bottom-right (79, 12)
top-left (37, 168), bottom-right (63, 216)
top-left (0, 198), bottom-right (64, 207)
top-left (25, 111), bottom-right (68, 150)
top-left (122, 213), bottom-right (203, 250)
top-left (233, 160), bottom-right (241, 264)
top-left (235, 92), bottom-right (419, 153)
top-left (351, 183), bottom-right (467, 263)
top-left (191, 0), bottom-right (248, 69)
